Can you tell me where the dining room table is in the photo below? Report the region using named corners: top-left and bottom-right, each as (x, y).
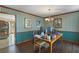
top-left (34, 33), bottom-right (63, 53)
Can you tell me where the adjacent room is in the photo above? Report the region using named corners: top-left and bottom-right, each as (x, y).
top-left (0, 5), bottom-right (79, 53)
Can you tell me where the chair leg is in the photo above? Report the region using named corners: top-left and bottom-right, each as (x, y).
top-left (34, 43), bottom-right (36, 51)
top-left (39, 46), bottom-right (41, 53)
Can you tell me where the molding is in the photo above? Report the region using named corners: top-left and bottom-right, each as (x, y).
top-left (0, 5), bottom-right (43, 18)
top-left (52, 10), bottom-right (79, 17)
top-left (45, 10), bottom-right (79, 18)
top-left (16, 31), bottom-right (33, 34)
top-left (1, 5), bottom-right (79, 18)
top-left (16, 39), bottom-right (33, 45)
top-left (16, 29), bottom-right (40, 34)
top-left (57, 30), bottom-right (79, 33)
top-left (0, 12), bottom-right (15, 15)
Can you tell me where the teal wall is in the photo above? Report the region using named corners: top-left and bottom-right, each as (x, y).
top-left (61, 31), bottom-right (79, 42)
top-left (0, 6), bottom-right (44, 43)
top-left (16, 31), bottom-right (33, 43)
top-left (44, 12), bottom-right (79, 42)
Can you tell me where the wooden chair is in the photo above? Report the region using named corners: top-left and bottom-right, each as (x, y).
top-left (33, 35), bottom-right (46, 52)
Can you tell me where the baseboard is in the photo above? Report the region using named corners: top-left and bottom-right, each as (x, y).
top-left (15, 39), bottom-right (33, 45)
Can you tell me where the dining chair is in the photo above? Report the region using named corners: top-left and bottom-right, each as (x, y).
top-left (33, 30), bottom-right (49, 53)
top-left (33, 35), bottom-right (46, 52)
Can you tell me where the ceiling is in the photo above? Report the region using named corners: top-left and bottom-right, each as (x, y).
top-left (5, 5), bottom-right (79, 17)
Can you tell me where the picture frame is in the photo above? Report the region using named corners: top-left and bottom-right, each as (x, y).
top-left (36, 20), bottom-right (41, 27)
top-left (24, 18), bottom-right (32, 28)
top-left (53, 18), bottom-right (62, 28)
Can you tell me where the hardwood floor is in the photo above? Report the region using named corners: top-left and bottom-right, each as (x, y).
top-left (0, 40), bottom-right (79, 53)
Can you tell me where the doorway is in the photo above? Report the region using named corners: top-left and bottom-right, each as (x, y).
top-left (8, 21), bottom-right (15, 46)
top-left (0, 13), bottom-right (16, 49)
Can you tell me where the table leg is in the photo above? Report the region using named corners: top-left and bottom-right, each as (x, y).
top-left (34, 43), bottom-right (35, 50)
top-left (50, 42), bottom-right (52, 53)
top-left (60, 37), bottom-right (64, 52)
top-left (34, 37), bottom-right (36, 51)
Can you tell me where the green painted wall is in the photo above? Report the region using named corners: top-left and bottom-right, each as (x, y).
top-left (0, 6), bottom-right (44, 43)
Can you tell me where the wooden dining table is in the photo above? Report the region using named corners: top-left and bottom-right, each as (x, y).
top-left (34, 34), bottom-right (63, 53)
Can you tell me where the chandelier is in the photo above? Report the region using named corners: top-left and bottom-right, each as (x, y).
top-left (45, 8), bottom-right (54, 21)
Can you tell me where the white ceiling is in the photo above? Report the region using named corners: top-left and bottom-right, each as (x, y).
top-left (5, 5), bottom-right (79, 17)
